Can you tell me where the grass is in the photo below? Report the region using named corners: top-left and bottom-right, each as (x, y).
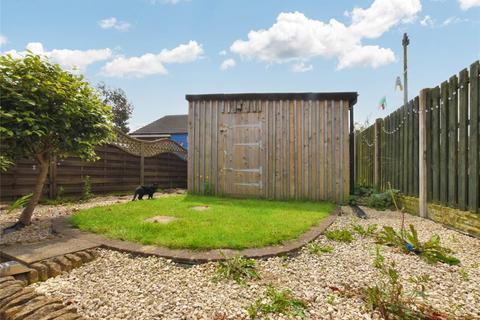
top-left (70, 194), bottom-right (334, 250)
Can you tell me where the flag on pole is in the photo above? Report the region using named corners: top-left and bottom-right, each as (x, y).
top-left (378, 96), bottom-right (387, 110)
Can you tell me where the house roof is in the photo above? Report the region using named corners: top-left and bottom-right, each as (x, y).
top-left (186, 92), bottom-right (358, 107)
top-left (131, 115), bottom-right (188, 135)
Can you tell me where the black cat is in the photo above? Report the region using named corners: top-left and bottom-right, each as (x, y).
top-left (132, 183), bottom-right (159, 201)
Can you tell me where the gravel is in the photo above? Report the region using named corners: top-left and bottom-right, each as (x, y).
top-left (32, 206), bottom-right (480, 320)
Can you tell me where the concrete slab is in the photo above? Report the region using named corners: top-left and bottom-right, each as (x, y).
top-left (0, 237), bottom-right (100, 264)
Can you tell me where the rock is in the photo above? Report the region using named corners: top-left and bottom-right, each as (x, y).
top-left (43, 261), bottom-right (62, 278)
top-left (30, 263), bottom-right (49, 281)
top-left (0, 261), bottom-right (32, 277)
top-left (22, 302), bottom-right (64, 320)
top-left (53, 256), bottom-right (73, 272)
top-left (74, 251), bottom-right (93, 263)
top-left (64, 254), bottom-right (82, 268)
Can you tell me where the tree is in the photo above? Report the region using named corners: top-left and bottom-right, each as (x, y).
top-left (97, 82), bottom-right (134, 133)
top-left (0, 53), bottom-right (114, 229)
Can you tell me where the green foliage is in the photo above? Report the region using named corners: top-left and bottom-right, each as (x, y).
top-left (203, 181), bottom-right (213, 195)
top-left (352, 224), bottom-right (377, 237)
top-left (0, 156), bottom-right (13, 172)
top-left (458, 268), bottom-right (469, 281)
top-left (97, 82), bottom-right (133, 133)
top-left (373, 246), bottom-right (385, 269)
top-left (5, 194), bottom-right (33, 214)
top-left (408, 274), bottom-right (431, 297)
top-left (367, 189), bottom-right (399, 211)
top-left (325, 229), bottom-right (354, 243)
top-left (247, 285), bottom-right (307, 319)
top-left (377, 224), bottom-right (460, 265)
top-left (306, 243), bottom-right (333, 255)
top-left (81, 176), bottom-right (94, 200)
top-left (364, 258), bottom-right (447, 320)
top-left (0, 53), bottom-right (114, 164)
top-left (214, 255), bottom-right (260, 284)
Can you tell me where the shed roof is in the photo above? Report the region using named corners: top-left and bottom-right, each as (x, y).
top-left (186, 92), bottom-right (358, 106)
top-left (131, 115), bottom-right (188, 135)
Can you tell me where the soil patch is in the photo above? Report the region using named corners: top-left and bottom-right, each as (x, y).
top-left (144, 216), bottom-right (177, 224)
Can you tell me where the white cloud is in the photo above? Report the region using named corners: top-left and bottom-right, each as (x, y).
top-left (230, 0), bottom-right (421, 70)
top-left (443, 16), bottom-right (469, 25)
top-left (0, 34), bottom-right (7, 46)
top-left (459, 0), bottom-right (480, 10)
top-left (102, 40), bottom-right (203, 77)
top-left (292, 62), bottom-right (313, 72)
top-left (420, 15), bottom-right (435, 27)
top-left (220, 58), bottom-right (236, 70)
top-left (99, 17), bottom-right (131, 31)
top-left (3, 42), bottom-right (112, 71)
top-left (219, 50), bottom-right (227, 56)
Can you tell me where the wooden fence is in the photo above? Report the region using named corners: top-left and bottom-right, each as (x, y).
top-left (0, 135), bottom-right (187, 200)
top-left (355, 60), bottom-right (479, 213)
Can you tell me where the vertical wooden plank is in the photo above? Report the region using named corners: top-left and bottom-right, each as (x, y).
top-left (328, 100), bottom-right (334, 200)
top-left (319, 101), bottom-right (325, 200)
top-left (407, 100), bottom-right (413, 195)
top-left (469, 61), bottom-right (479, 212)
top-left (289, 100), bottom-right (295, 199)
top-left (194, 101), bottom-right (201, 193)
top-left (213, 100), bottom-right (219, 194)
top-left (447, 76), bottom-right (458, 206)
top-left (440, 81), bottom-right (449, 205)
top-left (458, 69), bottom-right (469, 210)
top-left (308, 100), bottom-right (313, 199)
top-left (403, 104), bottom-right (408, 194)
top-left (311, 101), bottom-right (317, 200)
top-left (431, 86), bottom-right (441, 202)
top-left (334, 100), bottom-right (340, 202)
top-left (419, 89), bottom-right (429, 218)
top-left (343, 101), bottom-right (350, 200)
top-left (413, 96), bottom-right (420, 196)
top-left (204, 100), bottom-right (212, 193)
top-left (187, 101), bottom-right (193, 192)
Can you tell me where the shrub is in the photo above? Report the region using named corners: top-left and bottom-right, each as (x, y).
top-left (352, 224), bottom-right (377, 237)
top-left (306, 243), bottom-right (334, 255)
top-left (325, 229), bottom-right (354, 243)
top-left (247, 285), bottom-right (307, 319)
top-left (5, 194), bottom-right (33, 215)
top-left (214, 255), bottom-right (260, 284)
top-left (367, 190), bottom-right (399, 211)
top-left (377, 224), bottom-right (460, 265)
top-left (81, 176), bottom-right (94, 200)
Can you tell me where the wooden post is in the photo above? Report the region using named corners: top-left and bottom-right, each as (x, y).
top-left (374, 118), bottom-right (382, 191)
top-left (419, 88), bottom-right (429, 218)
top-left (48, 156), bottom-right (57, 199)
top-left (140, 143), bottom-right (145, 185)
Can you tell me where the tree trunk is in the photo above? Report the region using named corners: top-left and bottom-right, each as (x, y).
top-left (18, 158), bottom-right (50, 226)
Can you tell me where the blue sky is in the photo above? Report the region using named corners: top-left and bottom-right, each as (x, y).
top-left (1, 0), bottom-right (479, 130)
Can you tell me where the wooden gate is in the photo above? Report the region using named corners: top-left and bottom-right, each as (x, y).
top-left (218, 111), bottom-right (264, 197)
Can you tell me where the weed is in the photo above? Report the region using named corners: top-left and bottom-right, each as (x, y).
top-left (4, 193), bottom-right (33, 214)
top-left (377, 224), bottom-right (460, 265)
top-left (459, 268), bottom-right (469, 281)
top-left (373, 246), bottom-right (385, 269)
top-left (57, 185), bottom-right (65, 199)
top-left (367, 189), bottom-right (399, 211)
top-left (325, 229), bottom-right (354, 243)
top-left (247, 285), bottom-right (307, 319)
top-left (203, 181), bottom-right (213, 195)
top-left (214, 255), bottom-right (260, 284)
top-left (352, 224), bottom-right (378, 237)
top-left (408, 274), bottom-right (431, 297)
top-left (326, 294), bottom-right (336, 305)
top-left (81, 175), bottom-right (94, 200)
top-left (306, 243), bottom-right (334, 255)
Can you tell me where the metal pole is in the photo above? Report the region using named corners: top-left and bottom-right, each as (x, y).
top-left (403, 33), bottom-right (409, 108)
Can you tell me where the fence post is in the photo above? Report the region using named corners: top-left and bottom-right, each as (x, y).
top-left (48, 156), bottom-right (57, 199)
top-left (140, 143), bottom-right (145, 185)
top-left (374, 119), bottom-right (382, 191)
top-left (419, 88), bottom-right (429, 218)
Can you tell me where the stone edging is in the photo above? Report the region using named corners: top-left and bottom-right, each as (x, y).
top-left (52, 208), bottom-right (339, 264)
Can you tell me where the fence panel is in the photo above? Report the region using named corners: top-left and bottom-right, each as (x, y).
top-left (354, 60), bottom-right (479, 213)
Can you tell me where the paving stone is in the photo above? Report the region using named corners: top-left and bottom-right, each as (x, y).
top-left (52, 256), bottom-right (73, 272)
top-left (50, 313), bottom-right (82, 320)
top-left (64, 254), bottom-right (82, 268)
top-left (0, 261), bottom-right (31, 277)
top-left (0, 284), bottom-right (23, 302)
top-left (27, 268), bottom-right (38, 284)
top-left (73, 251), bottom-right (92, 263)
top-left (8, 297), bottom-right (61, 320)
top-left (43, 261), bottom-right (62, 278)
top-left (0, 276), bottom-right (15, 284)
top-left (30, 263), bottom-right (49, 281)
top-left (0, 288), bottom-right (34, 310)
top-left (86, 249), bottom-right (98, 258)
top-left (0, 279), bottom-right (24, 290)
top-left (37, 306), bottom-right (77, 320)
top-left (22, 302), bottom-right (64, 320)
top-left (1, 295), bottom-right (44, 318)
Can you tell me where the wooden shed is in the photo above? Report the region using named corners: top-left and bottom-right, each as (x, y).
top-left (186, 92), bottom-right (357, 203)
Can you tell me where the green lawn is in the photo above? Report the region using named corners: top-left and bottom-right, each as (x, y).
top-left (70, 195), bottom-right (335, 250)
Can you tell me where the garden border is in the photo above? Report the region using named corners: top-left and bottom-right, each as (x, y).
top-left (51, 208), bottom-right (339, 264)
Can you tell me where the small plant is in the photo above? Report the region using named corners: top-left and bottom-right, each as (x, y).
top-left (326, 294), bottom-right (336, 305)
top-left (408, 274), bottom-right (431, 297)
top-left (57, 185), bottom-right (65, 199)
top-left (364, 259), bottom-right (449, 320)
top-left (81, 175), bottom-right (94, 200)
top-left (247, 285), bottom-right (307, 319)
top-left (306, 243), bottom-right (333, 255)
top-left (348, 194), bottom-right (359, 206)
top-left (4, 193), bottom-right (33, 215)
top-left (373, 246), bottom-right (385, 269)
top-left (367, 189), bottom-right (399, 211)
top-left (458, 268), bottom-right (469, 281)
top-left (203, 181), bottom-right (212, 195)
top-left (325, 229), bottom-right (354, 243)
top-left (377, 224), bottom-right (460, 266)
top-left (214, 255), bottom-right (260, 284)
top-left (352, 223), bottom-right (377, 237)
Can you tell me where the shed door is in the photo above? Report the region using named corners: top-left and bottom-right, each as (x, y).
top-left (218, 109), bottom-right (264, 197)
